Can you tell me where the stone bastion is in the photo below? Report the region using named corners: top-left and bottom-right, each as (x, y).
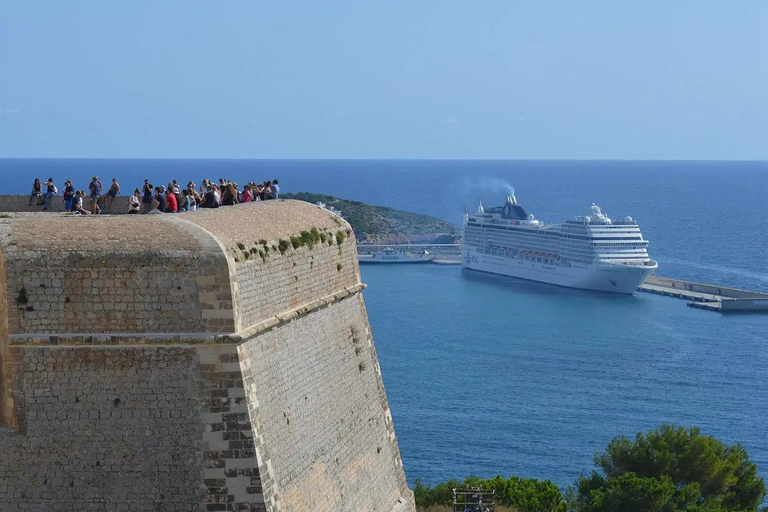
top-left (0, 200), bottom-right (416, 512)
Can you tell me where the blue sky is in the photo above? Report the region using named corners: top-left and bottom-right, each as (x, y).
top-left (0, 1), bottom-right (765, 159)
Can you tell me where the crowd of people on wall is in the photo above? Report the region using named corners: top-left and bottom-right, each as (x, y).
top-left (27, 176), bottom-right (280, 215)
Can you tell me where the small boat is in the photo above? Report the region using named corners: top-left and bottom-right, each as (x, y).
top-left (359, 248), bottom-right (431, 264)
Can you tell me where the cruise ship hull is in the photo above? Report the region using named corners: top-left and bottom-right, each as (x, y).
top-left (462, 249), bottom-right (656, 294)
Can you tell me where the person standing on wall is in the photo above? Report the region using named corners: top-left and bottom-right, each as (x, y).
top-left (88, 176), bottom-right (102, 214)
top-left (141, 180), bottom-right (153, 214)
top-left (271, 179), bottom-right (279, 199)
top-left (42, 178), bottom-right (57, 211)
top-left (62, 180), bottom-right (75, 212)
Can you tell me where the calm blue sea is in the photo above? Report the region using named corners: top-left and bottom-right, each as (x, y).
top-left (1, 159), bottom-right (767, 489)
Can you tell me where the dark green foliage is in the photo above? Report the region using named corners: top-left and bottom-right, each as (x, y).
top-left (335, 231), bottom-right (346, 245)
top-left (337, 263), bottom-right (342, 272)
top-left (16, 287), bottom-right (28, 305)
top-left (286, 228), bottom-right (325, 251)
top-left (570, 424), bottom-right (766, 512)
top-left (300, 229), bottom-right (321, 250)
top-left (320, 233), bottom-right (328, 244)
top-left (278, 239), bottom-right (290, 255)
top-left (236, 242), bottom-right (246, 251)
top-left (258, 239), bottom-right (268, 246)
top-left (415, 426), bottom-right (766, 512)
top-left (414, 475), bottom-right (566, 512)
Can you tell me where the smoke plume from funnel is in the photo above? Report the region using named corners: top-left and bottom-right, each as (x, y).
top-left (466, 177), bottom-right (516, 196)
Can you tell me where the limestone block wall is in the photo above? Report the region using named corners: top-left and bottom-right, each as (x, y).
top-left (0, 245), bottom-right (13, 427)
top-left (0, 201), bottom-right (415, 512)
top-left (229, 237), bottom-right (358, 333)
top-left (0, 195), bottom-right (129, 214)
top-left (0, 345), bottom-right (205, 510)
top-left (180, 201), bottom-right (360, 333)
top-left (239, 294), bottom-right (412, 512)
top-left (0, 195), bottom-right (132, 213)
top-left (0, 216), bottom-right (235, 335)
top-left (0, 343), bottom-right (265, 511)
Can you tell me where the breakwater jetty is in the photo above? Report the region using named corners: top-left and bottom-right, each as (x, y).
top-left (638, 276), bottom-right (768, 313)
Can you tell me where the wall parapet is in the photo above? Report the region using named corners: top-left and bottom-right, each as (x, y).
top-left (0, 195), bottom-right (132, 213)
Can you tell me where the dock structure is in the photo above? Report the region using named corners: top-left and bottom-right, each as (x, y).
top-left (638, 276), bottom-right (768, 313)
top-left (355, 245), bottom-right (765, 312)
top-left (357, 243), bottom-right (462, 264)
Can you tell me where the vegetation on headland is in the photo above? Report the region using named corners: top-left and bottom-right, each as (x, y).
top-left (415, 424), bottom-right (767, 512)
top-left (282, 192), bottom-right (459, 244)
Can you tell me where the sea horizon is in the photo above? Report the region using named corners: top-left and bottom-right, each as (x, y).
top-left (3, 156), bottom-right (768, 162)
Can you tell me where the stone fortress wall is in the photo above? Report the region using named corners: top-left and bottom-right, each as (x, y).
top-left (0, 200), bottom-right (415, 512)
top-left (0, 195), bottom-right (133, 214)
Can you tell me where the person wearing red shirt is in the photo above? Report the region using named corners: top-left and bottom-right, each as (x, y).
top-left (241, 184), bottom-right (252, 203)
top-left (165, 190), bottom-right (178, 213)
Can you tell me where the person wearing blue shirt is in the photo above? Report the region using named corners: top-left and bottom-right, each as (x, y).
top-left (62, 180), bottom-right (75, 211)
top-left (88, 176), bottom-right (102, 214)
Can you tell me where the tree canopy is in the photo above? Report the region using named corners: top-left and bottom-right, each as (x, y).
top-left (570, 424), bottom-right (766, 512)
top-left (413, 425), bottom-right (766, 512)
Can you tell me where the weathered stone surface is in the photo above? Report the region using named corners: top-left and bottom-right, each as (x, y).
top-left (239, 294), bottom-right (412, 512)
top-left (0, 200), bottom-right (414, 512)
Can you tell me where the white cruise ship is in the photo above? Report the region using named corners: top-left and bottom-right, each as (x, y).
top-left (462, 192), bottom-right (657, 294)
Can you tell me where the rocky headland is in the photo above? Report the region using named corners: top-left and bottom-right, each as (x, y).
top-left (283, 192), bottom-right (460, 245)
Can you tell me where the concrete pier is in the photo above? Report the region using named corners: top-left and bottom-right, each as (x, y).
top-left (638, 276), bottom-right (768, 313)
